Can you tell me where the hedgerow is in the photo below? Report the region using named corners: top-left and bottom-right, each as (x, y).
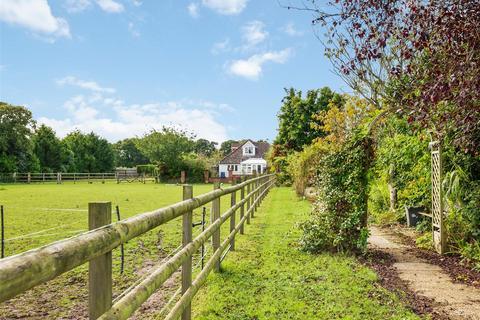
top-left (299, 132), bottom-right (372, 253)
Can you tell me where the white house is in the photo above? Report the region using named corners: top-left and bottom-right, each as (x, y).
top-left (218, 140), bottom-right (270, 178)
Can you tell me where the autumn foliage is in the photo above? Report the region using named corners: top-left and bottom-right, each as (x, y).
top-left (297, 0), bottom-right (479, 152)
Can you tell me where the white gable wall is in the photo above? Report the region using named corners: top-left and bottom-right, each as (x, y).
top-left (242, 141), bottom-right (256, 156)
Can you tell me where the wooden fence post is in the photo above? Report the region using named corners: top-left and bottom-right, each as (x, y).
top-left (251, 175), bottom-right (256, 218)
top-left (246, 181), bottom-right (251, 224)
top-left (88, 202), bottom-right (112, 320)
top-left (1, 205), bottom-right (4, 259)
top-left (204, 170), bottom-right (209, 184)
top-left (257, 175), bottom-right (261, 210)
top-left (262, 176), bottom-right (266, 202)
top-left (182, 185), bottom-right (193, 320)
top-left (181, 171), bottom-right (186, 184)
top-left (240, 177), bottom-right (245, 235)
top-left (27, 173), bottom-right (31, 184)
top-left (230, 179), bottom-right (236, 251)
top-left (212, 182), bottom-right (221, 272)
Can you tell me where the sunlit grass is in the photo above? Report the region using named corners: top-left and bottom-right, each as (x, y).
top-left (192, 187), bottom-right (419, 320)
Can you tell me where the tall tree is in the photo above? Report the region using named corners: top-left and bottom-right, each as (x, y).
top-left (33, 124), bottom-right (63, 172)
top-left (90, 133), bottom-right (115, 172)
top-left (136, 127), bottom-right (195, 177)
top-left (194, 138), bottom-right (218, 157)
top-left (0, 102), bottom-right (39, 172)
top-left (219, 140), bottom-right (238, 156)
top-left (290, 0), bottom-right (480, 152)
top-left (62, 131), bottom-right (114, 172)
top-left (274, 87), bottom-right (342, 152)
top-left (113, 138), bottom-right (149, 168)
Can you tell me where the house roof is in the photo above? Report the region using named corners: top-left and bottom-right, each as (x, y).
top-left (219, 140), bottom-right (270, 164)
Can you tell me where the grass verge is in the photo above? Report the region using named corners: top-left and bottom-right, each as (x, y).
top-left (192, 187), bottom-right (419, 320)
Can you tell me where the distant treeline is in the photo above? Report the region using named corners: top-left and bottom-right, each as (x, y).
top-left (0, 102), bottom-right (243, 181)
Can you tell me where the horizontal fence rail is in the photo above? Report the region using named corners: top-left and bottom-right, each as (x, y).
top-left (0, 173), bottom-right (276, 320)
top-left (0, 172), bottom-right (118, 184)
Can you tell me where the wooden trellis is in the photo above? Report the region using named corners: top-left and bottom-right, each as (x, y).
top-left (430, 140), bottom-right (445, 254)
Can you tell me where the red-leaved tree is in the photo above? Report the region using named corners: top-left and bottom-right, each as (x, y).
top-left (287, 0), bottom-right (480, 152)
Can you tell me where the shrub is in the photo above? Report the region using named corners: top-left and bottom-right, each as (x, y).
top-left (299, 132), bottom-right (372, 253)
top-left (286, 143), bottom-right (326, 196)
top-left (458, 241), bottom-right (480, 271)
top-left (368, 177), bottom-right (394, 224)
top-left (416, 232), bottom-right (433, 250)
top-left (181, 155), bottom-right (208, 183)
top-left (373, 119), bottom-right (431, 210)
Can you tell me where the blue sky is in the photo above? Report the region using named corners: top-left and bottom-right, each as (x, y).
top-left (0, 0), bottom-right (346, 143)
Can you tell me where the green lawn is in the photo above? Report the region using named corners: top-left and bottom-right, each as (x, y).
top-left (0, 181), bottom-right (232, 319)
top-left (0, 183), bottom-right (419, 319)
top-left (0, 181), bottom-right (229, 256)
top-left (192, 187), bottom-right (419, 320)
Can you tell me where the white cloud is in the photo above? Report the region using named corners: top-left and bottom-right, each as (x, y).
top-left (64, 0), bottom-right (91, 13)
top-left (128, 22), bottom-right (140, 37)
top-left (41, 78), bottom-right (231, 142)
top-left (227, 48), bottom-right (292, 80)
top-left (201, 0), bottom-right (247, 15)
top-left (241, 20), bottom-right (268, 49)
top-left (282, 22), bottom-right (303, 37)
top-left (39, 96), bottom-right (230, 142)
top-left (96, 0), bottom-right (124, 13)
top-left (56, 76), bottom-right (116, 93)
top-left (131, 0), bottom-right (142, 6)
top-left (187, 3), bottom-right (199, 18)
top-left (211, 38), bottom-right (230, 55)
top-left (0, 0), bottom-right (71, 38)
top-left (64, 0), bottom-right (125, 13)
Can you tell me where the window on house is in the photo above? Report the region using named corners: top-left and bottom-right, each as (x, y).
top-left (244, 146), bottom-right (254, 155)
top-left (234, 165), bottom-right (238, 171)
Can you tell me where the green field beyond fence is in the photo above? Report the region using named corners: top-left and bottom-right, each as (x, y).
top-left (0, 176), bottom-right (274, 319)
top-left (0, 181), bottom-right (237, 319)
top-left (0, 182), bottom-right (225, 257)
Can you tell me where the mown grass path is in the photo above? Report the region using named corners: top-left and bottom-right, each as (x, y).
top-left (192, 187), bottom-right (419, 320)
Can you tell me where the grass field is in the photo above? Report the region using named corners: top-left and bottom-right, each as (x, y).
top-left (0, 181), bottom-right (233, 319)
top-left (0, 181), bottom-right (231, 256)
top-left (0, 183), bottom-right (418, 319)
top-left (192, 187), bottom-right (419, 320)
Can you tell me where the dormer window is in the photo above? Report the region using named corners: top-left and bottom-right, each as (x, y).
top-left (243, 146), bottom-right (254, 155)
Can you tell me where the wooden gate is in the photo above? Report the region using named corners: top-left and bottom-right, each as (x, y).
top-left (430, 140), bottom-right (445, 254)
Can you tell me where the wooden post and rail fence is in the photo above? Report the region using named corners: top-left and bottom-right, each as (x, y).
top-left (0, 173), bottom-right (276, 319)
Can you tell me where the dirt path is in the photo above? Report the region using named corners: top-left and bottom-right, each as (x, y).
top-left (369, 226), bottom-right (480, 320)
